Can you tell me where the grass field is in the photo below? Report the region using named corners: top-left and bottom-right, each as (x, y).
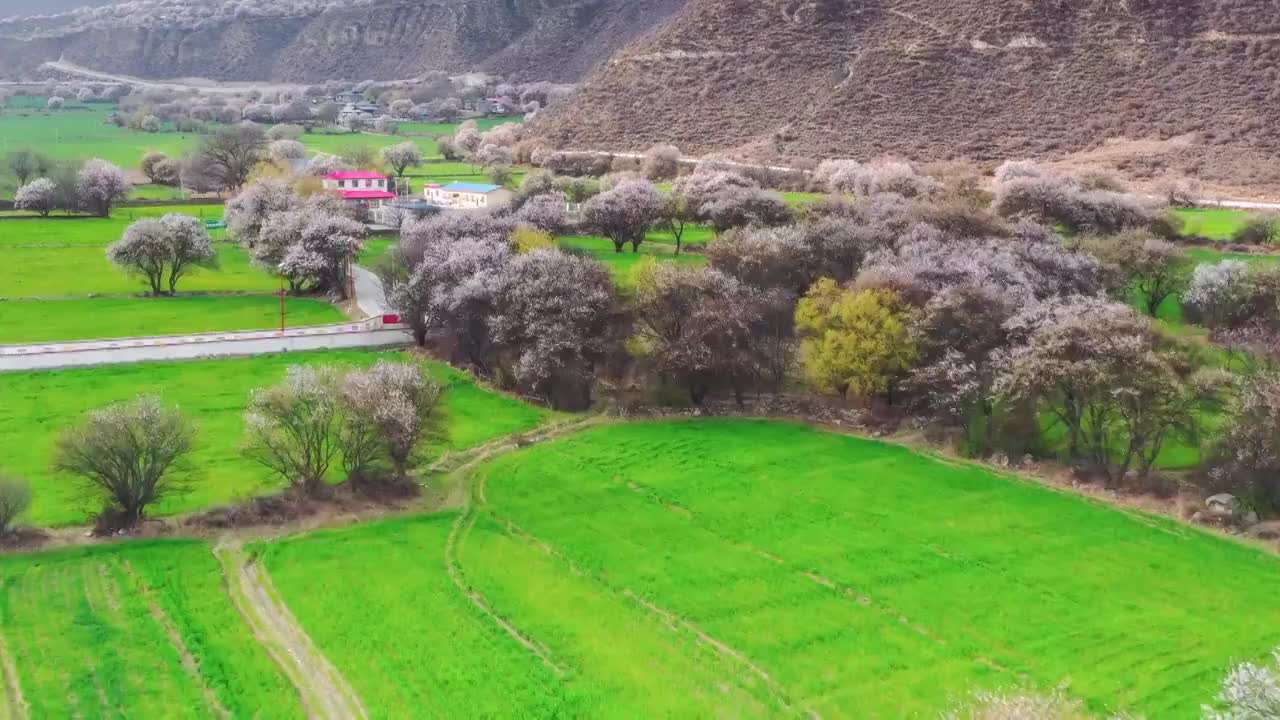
top-left (0, 349), bottom-right (554, 526)
top-left (3, 419), bottom-right (1278, 716)
top-left (0, 540), bottom-right (301, 718)
top-left (0, 295), bottom-right (345, 344)
top-left (0, 205), bottom-right (354, 342)
top-left (0, 98), bottom-right (522, 197)
top-left (1176, 208), bottom-right (1250, 241)
top-left (461, 419), bottom-right (1280, 718)
top-left (558, 235), bottom-right (708, 287)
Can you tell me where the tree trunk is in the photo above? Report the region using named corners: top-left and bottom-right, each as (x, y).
top-left (413, 327), bottom-right (428, 347)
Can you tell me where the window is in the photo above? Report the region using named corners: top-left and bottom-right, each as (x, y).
top-left (365, 180), bottom-right (372, 188)
top-left (337, 180), bottom-right (345, 188)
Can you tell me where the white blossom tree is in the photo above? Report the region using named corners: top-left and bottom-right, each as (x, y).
top-left (76, 159), bottom-right (130, 217)
top-left (107, 214), bottom-right (218, 295)
top-left (14, 178), bottom-right (57, 217)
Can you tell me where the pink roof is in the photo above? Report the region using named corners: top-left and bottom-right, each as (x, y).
top-left (340, 190), bottom-right (397, 200)
top-left (326, 171), bottom-right (388, 180)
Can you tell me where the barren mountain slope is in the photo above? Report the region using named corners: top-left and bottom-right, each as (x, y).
top-left (0, 0), bottom-right (685, 82)
top-left (532, 0), bottom-right (1280, 194)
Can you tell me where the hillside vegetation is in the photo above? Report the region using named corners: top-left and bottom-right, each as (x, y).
top-left (0, 0), bottom-right (685, 82)
top-left (533, 0), bottom-right (1280, 195)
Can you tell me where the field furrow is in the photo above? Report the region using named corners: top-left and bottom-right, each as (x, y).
top-left (474, 419), bottom-right (1280, 717)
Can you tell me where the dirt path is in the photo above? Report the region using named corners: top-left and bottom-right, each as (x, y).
top-left (0, 631), bottom-right (28, 720)
top-left (214, 541), bottom-right (366, 720)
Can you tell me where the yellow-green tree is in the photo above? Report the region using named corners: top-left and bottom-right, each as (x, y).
top-left (795, 279), bottom-right (920, 402)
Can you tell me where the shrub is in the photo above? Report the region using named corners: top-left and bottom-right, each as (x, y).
top-left (1232, 213), bottom-right (1280, 245)
top-left (54, 396), bottom-right (195, 529)
top-left (0, 475), bottom-right (31, 534)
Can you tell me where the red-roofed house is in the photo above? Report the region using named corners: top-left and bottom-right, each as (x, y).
top-left (323, 171), bottom-right (396, 210)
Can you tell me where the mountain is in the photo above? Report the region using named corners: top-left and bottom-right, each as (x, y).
top-left (0, 0), bottom-right (685, 83)
top-left (531, 0), bottom-right (1280, 195)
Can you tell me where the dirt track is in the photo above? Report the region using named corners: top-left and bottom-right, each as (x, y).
top-left (215, 540), bottom-right (367, 720)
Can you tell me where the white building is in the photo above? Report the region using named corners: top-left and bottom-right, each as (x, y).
top-left (323, 171), bottom-right (396, 210)
top-left (423, 182), bottom-right (515, 211)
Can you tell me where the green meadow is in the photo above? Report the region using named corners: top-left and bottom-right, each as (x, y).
top-left (0, 349), bottom-right (553, 526)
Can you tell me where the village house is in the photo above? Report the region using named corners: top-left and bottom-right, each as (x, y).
top-left (423, 182), bottom-right (515, 211)
top-left (324, 171), bottom-right (397, 210)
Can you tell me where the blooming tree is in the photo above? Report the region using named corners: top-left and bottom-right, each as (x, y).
top-left (491, 249), bottom-right (621, 409)
top-left (340, 361), bottom-right (443, 482)
top-left (380, 141), bottom-right (422, 182)
top-left (243, 365), bottom-right (343, 495)
top-left (107, 214), bottom-right (217, 295)
top-left (14, 178), bottom-right (57, 217)
top-left (581, 179), bottom-right (664, 252)
top-left (76, 159), bottom-right (130, 217)
top-left (268, 139), bottom-right (307, 165)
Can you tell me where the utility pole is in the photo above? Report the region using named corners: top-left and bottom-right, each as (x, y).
top-left (279, 273), bottom-right (286, 333)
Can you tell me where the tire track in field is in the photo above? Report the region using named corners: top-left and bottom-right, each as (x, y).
top-left (0, 630), bottom-right (28, 720)
top-left (440, 417), bottom-right (615, 679)
top-left (621, 478), bottom-right (1016, 677)
top-left (214, 541), bottom-right (367, 720)
top-left (482, 508), bottom-right (819, 719)
top-left (119, 560), bottom-right (231, 720)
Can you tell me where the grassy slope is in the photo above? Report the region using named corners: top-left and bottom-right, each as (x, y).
top-left (0, 540), bottom-right (302, 719)
top-left (0, 350), bottom-right (552, 526)
top-left (0, 295), bottom-right (345, 344)
top-left (469, 419), bottom-right (1280, 718)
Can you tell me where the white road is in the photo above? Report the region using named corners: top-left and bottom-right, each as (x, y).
top-left (0, 320), bottom-right (410, 372)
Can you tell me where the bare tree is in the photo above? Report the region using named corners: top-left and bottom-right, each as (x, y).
top-left (8, 149), bottom-right (51, 186)
top-left (642, 144), bottom-right (682, 181)
top-left (0, 475), bottom-right (31, 535)
top-left (54, 396), bottom-right (195, 529)
top-left (189, 123), bottom-right (268, 193)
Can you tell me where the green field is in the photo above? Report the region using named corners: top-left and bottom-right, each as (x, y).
top-left (0, 98), bottom-right (522, 197)
top-left (0, 540), bottom-right (302, 719)
top-left (1176, 208), bottom-right (1251, 241)
top-left (0, 205), bottom-right (355, 342)
top-left (0, 349), bottom-right (554, 526)
top-left (464, 419), bottom-right (1280, 717)
top-left (3, 419), bottom-right (1278, 717)
top-left (558, 234), bottom-right (708, 287)
top-left (0, 295), bottom-right (345, 344)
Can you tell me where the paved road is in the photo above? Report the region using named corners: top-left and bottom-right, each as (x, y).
top-left (352, 265), bottom-right (392, 318)
top-left (0, 321), bottom-right (410, 372)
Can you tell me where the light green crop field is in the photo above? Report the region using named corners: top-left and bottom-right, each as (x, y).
top-left (0, 540), bottom-right (302, 719)
top-left (1176, 208), bottom-right (1250, 241)
top-left (3, 419), bottom-right (1278, 717)
top-left (457, 419), bottom-right (1280, 718)
top-left (0, 98), bottom-right (521, 196)
top-left (0, 295), bottom-right (345, 344)
top-left (558, 235), bottom-right (707, 287)
top-left (0, 349), bottom-right (553, 526)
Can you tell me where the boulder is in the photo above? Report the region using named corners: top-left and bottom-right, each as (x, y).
top-left (1206, 493), bottom-right (1238, 515)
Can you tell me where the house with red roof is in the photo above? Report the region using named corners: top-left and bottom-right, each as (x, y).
top-left (322, 171), bottom-right (397, 210)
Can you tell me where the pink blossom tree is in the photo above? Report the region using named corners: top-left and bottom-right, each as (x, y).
top-left (76, 159), bottom-right (130, 217)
